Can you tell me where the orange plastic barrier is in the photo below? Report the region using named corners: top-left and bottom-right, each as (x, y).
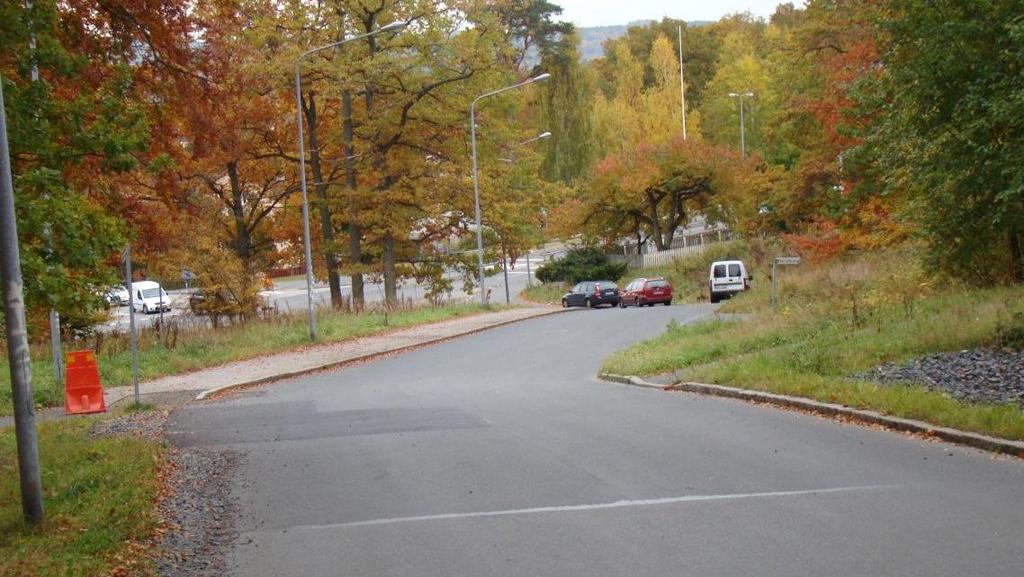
top-left (64, 350), bottom-right (106, 415)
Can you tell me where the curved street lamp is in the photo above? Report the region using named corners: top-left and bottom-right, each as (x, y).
top-left (469, 73), bottom-right (550, 305)
top-left (294, 20), bottom-right (406, 341)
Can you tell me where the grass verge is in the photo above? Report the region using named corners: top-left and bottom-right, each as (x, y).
top-left (0, 416), bottom-right (162, 577)
top-left (3, 303), bottom-right (499, 416)
top-left (520, 283), bottom-right (568, 305)
top-left (603, 248), bottom-right (1024, 441)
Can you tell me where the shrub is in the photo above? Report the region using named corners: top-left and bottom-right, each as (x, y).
top-left (535, 247), bottom-right (627, 284)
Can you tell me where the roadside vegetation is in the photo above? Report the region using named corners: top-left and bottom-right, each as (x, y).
top-left (603, 248), bottom-right (1024, 441)
top-left (1, 304), bottom-right (495, 416)
top-left (0, 416), bottom-right (163, 577)
top-left (521, 283), bottom-right (569, 305)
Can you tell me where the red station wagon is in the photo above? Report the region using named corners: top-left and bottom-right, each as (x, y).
top-left (619, 277), bottom-right (673, 308)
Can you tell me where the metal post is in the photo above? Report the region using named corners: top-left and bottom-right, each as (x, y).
top-left (771, 258), bottom-right (777, 311)
top-left (294, 63), bottom-right (317, 340)
top-left (739, 95), bottom-right (746, 159)
top-left (526, 251), bottom-right (532, 287)
top-left (124, 246), bottom-right (139, 404)
top-left (678, 25), bottom-right (687, 141)
top-left (49, 309), bottom-right (61, 383)
top-left (470, 101), bottom-right (485, 306)
top-left (502, 245), bottom-right (510, 304)
top-left (0, 75), bottom-right (44, 525)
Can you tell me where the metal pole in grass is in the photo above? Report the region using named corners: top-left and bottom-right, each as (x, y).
top-left (0, 74), bottom-right (44, 525)
top-left (123, 245), bottom-right (140, 404)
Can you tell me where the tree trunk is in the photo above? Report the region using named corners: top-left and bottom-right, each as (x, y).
top-left (335, 9), bottom-right (364, 310)
top-left (303, 92), bottom-right (343, 308)
top-left (1010, 227), bottom-right (1024, 283)
top-left (227, 161), bottom-right (251, 268)
top-left (382, 232), bottom-right (398, 307)
top-left (341, 88), bottom-right (364, 310)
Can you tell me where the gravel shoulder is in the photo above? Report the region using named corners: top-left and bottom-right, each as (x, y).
top-left (856, 348), bottom-right (1024, 408)
top-left (90, 408), bottom-right (240, 577)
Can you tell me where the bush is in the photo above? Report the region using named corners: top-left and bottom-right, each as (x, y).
top-left (535, 247), bottom-right (627, 284)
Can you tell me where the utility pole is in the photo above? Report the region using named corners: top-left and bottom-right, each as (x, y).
top-left (678, 24), bottom-right (687, 141)
top-left (123, 246), bottom-right (139, 405)
top-left (728, 92), bottom-right (754, 159)
top-left (0, 74), bottom-right (44, 525)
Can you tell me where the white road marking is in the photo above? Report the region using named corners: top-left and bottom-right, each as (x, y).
top-left (289, 485), bottom-right (897, 532)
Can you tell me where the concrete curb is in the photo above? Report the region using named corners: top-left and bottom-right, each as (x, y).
top-left (194, 307), bottom-right (572, 401)
top-left (599, 373), bottom-right (1024, 458)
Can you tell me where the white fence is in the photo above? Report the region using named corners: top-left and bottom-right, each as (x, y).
top-left (609, 228), bottom-right (733, 269)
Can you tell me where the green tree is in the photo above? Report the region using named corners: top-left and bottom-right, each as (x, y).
top-left (0, 0), bottom-right (189, 332)
top-left (854, 0), bottom-right (1024, 281)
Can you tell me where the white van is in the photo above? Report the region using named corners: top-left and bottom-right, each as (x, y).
top-left (131, 281), bottom-right (171, 314)
top-left (708, 260), bottom-right (751, 303)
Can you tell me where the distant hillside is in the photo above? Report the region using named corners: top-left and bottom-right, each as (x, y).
top-left (577, 21), bottom-right (713, 61)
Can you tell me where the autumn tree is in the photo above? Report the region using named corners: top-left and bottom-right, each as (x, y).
top-left (0, 0), bottom-right (194, 333)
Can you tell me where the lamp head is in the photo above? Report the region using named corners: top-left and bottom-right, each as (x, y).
top-left (379, 21), bottom-right (407, 32)
top-left (531, 72), bottom-right (552, 83)
top-left (537, 131), bottom-right (552, 140)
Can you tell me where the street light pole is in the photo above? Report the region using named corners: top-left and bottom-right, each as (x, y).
top-left (678, 25), bottom-right (687, 141)
top-left (728, 91), bottom-right (754, 159)
top-left (498, 131), bottom-right (550, 304)
top-left (0, 75), bottom-right (44, 525)
top-left (294, 21), bottom-right (405, 341)
top-left (470, 75), bottom-right (550, 306)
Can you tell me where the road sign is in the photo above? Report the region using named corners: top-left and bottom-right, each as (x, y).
top-left (772, 256), bottom-right (802, 310)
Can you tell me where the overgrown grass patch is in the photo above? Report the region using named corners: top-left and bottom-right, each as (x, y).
top-left (603, 249), bottom-right (1024, 441)
top-left (2, 303), bottom-right (496, 416)
top-left (0, 417), bottom-right (162, 576)
top-left (520, 283), bottom-right (568, 305)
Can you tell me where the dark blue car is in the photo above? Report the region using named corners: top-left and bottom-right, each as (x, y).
top-left (562, 280), bottom-right (619, 308)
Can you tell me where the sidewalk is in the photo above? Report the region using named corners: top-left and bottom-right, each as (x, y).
top-left (103, 305), bottom-right (564, 406)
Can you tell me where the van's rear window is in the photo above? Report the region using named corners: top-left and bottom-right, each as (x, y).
top-left (728, 264), bottom-right (741, 276)
top-left (713, 265), bottom-right (727, 278)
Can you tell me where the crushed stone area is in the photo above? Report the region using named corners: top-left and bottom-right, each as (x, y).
top-left (856, 348), bottom-right (1024, 408)
top-left (90, 409), bottom-right (169, 438)
top-left (90, 409), bottom-right (240, 577)
top-left (155, 448), bottom-right (241, 577)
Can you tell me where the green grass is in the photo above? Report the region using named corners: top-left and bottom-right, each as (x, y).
top-left (603, 248), bottom-right (1024, 441)
top-left (0, 416), bottom-right (162, 577)
top-left (520, 283), bottom-right (569, 305)
top-left (2, 304), bottom-right (498, 416)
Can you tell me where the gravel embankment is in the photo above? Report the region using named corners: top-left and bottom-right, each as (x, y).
top-left (857, 348), bottom-right (1024, 408)
top-left (91, 410), bottom-right (239, 577)
top-left (156, 448), bottom-right (240, 577)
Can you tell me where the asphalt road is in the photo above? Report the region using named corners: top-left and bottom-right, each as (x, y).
top-left (167, 304), bottom-right (1024, 577)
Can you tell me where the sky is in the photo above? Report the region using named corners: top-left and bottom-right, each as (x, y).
top-left (553, 0), bottom-right (792, 27)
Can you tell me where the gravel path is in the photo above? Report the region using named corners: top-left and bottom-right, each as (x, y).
top-left (156, 448), bottom-right (240, 577)
top-left (89, 408), bottom-right (240, 577)
top-left (857, 348), bottom-right (1024, 408)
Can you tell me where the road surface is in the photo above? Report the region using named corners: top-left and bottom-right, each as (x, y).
top-left (166, 304), bottom-right (1024, 577)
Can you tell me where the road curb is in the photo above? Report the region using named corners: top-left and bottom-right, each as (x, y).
top-left (598, 373), bottom-right (1024, 458)
top-left (195, 307), bottom-right (572, 401)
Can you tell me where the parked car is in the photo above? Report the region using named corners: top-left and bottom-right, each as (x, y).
top-left (103, 285), bottom-right (130, 306)
top-left (619, 277), bottom-right (673, 307)
top-left (131, 281), bottom-right (171, 314)
top-left (562, 280), bottom-right (620, 308)
top-left (708, 260), bottom-right (751, 303)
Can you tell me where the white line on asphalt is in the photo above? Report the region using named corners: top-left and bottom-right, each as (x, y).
top-left (291, 485), bottom-right (897, 532)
